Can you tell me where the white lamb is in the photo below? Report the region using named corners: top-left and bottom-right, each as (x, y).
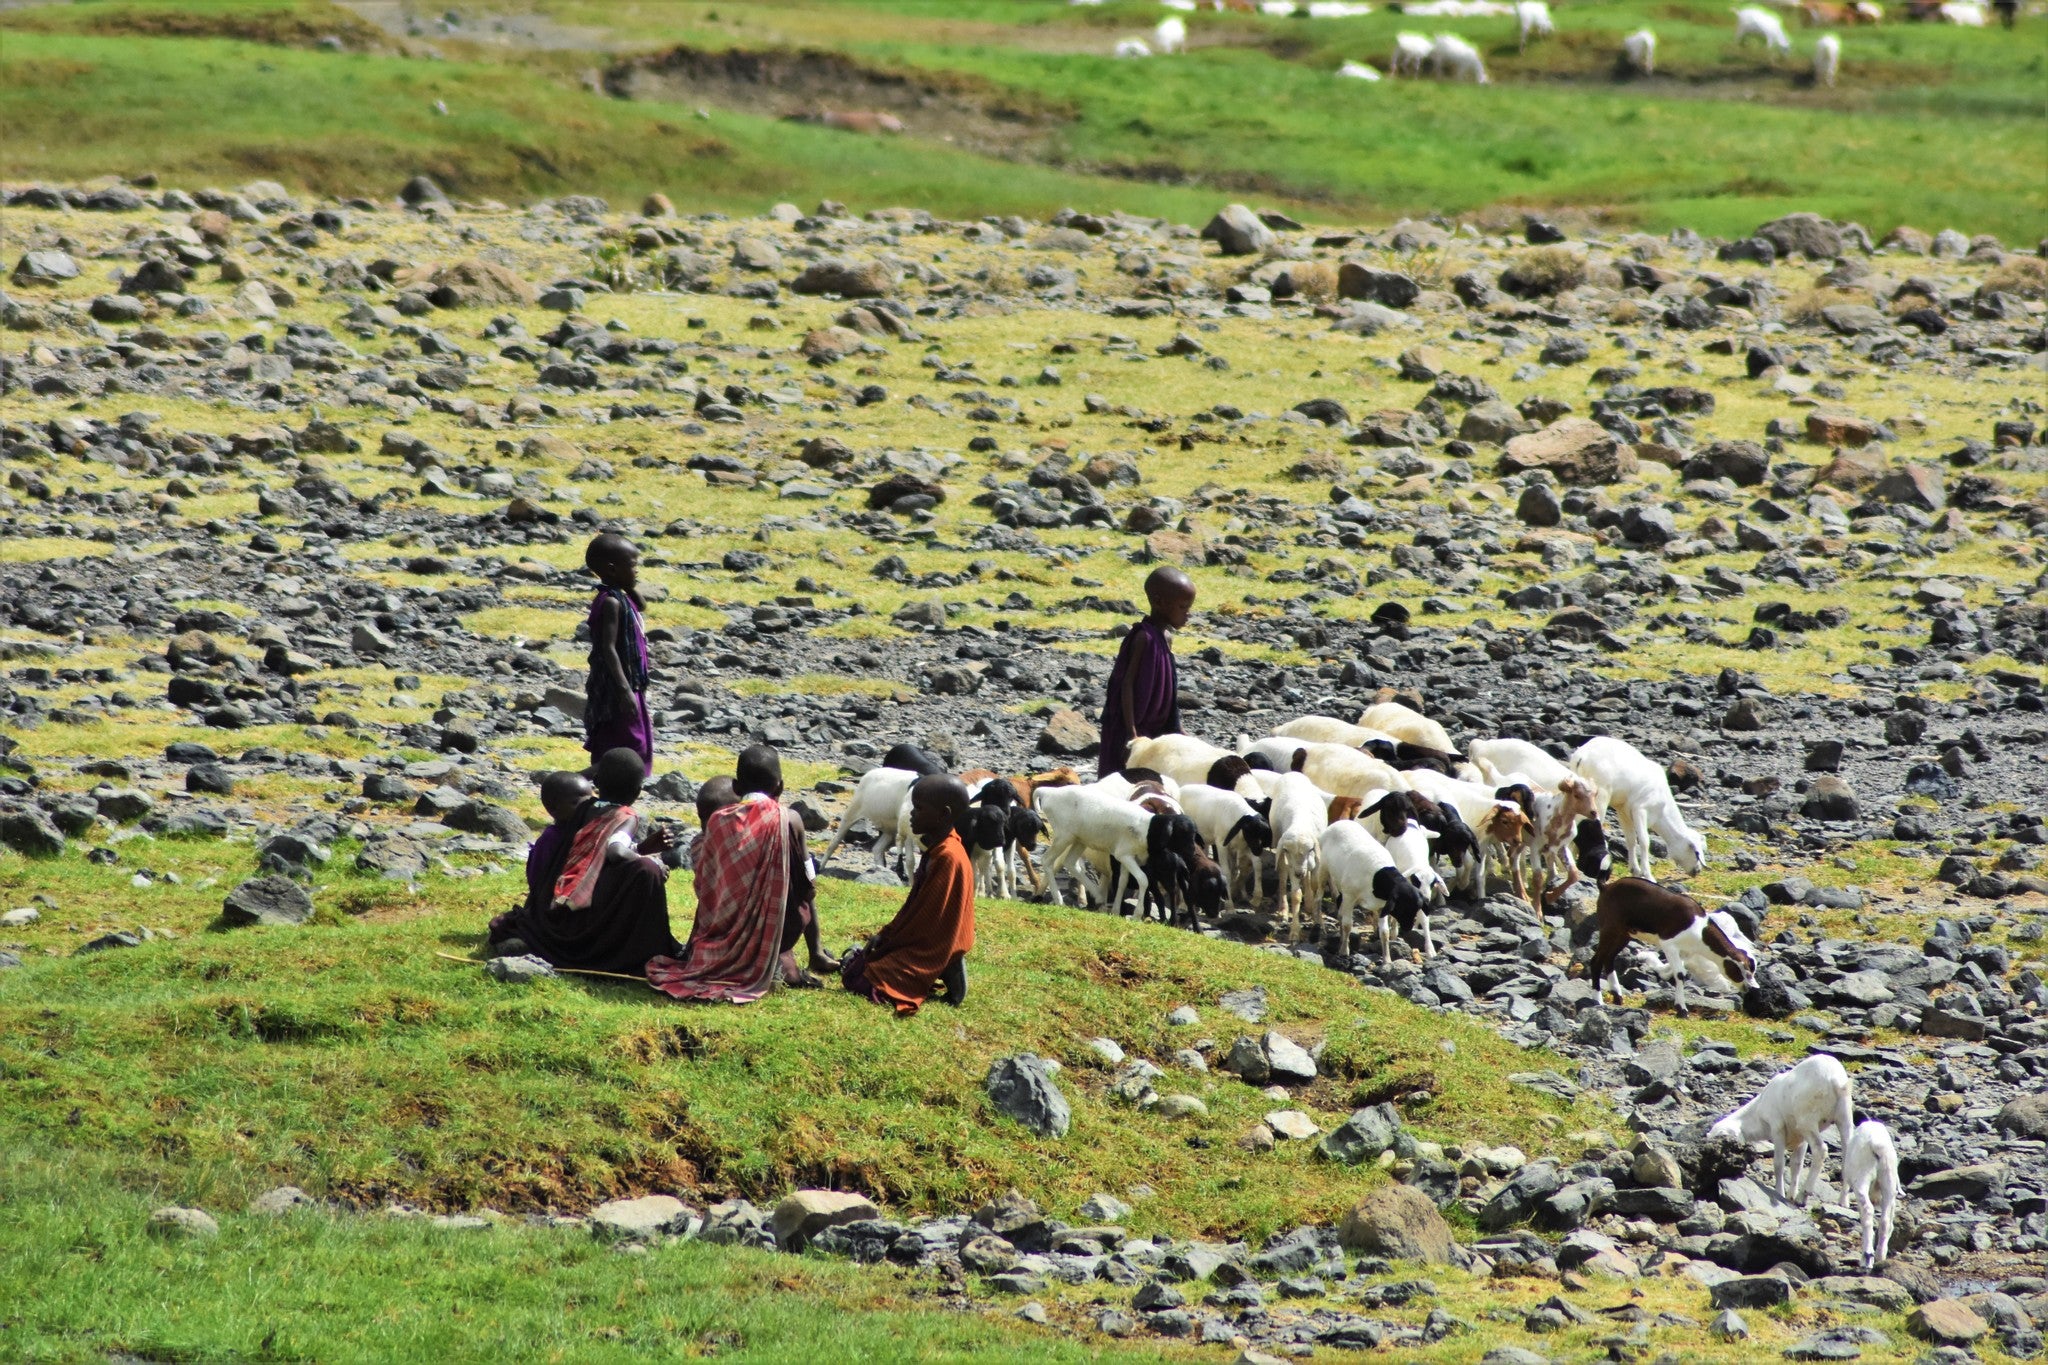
top-left (1392, 30), bottom-right (1436, 74)
top-left (1842, 1119), bottom-right (1900, 1269)
top-left (1623, 27), bottom-right (1657, 73)
top-left (1178, 783), bottom-right (1271, 908)
top-left (1357, 701), bottom-right (1458, 755)
top-left (1568, 736), bottom-right (1707, 878)
top-left (1707, 1054), bottom-right (1855, 1205)
top-left (1286, 741), bottom-right (1405, 801)
top-left (1431, 32), bottom-right (1490, 82)
top-left (1268, 772), bottom-right (1329, 941)
top-left (1035, 784), bottom-right (1153, 910)
top-left (1515, 0), bottom-right (1554, 50)
top-left (1156, 16), bottom-right (1188, 52)
top-left (1274, 715), bottom-right (1401, 749)
top-left (1336, 60), bottom-right (1383, 80)
top-left (1468, 737), bottom-right (1574, 792)
top-left (1320, 820), bottom-right (1430, 962)
top-left (1734, 6), bottom-right (1793, 53)
top-left (1384, 820), bottom-right (1446, 904)
top-left (818, 766), bottom-right (919, 872)
top-left (1813, 31), bottom-right (1840, 85)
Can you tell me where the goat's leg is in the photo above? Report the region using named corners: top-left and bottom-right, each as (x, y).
top-left (819, 813), bottom-right (855, 869)
top-left (1378, 907), bottom-right (1393, 968)
top-left (1771, 1137), bottom-right (1789, 1202)
top-left (1419, 909), bottom-right (1435, 958)
top-left (1659, 941), bottom-right (1691, 1016)
top-left (1117, 855), bottom-right (1149, 918)
top-left (1857, 1188), bottom-right (1876, 1269)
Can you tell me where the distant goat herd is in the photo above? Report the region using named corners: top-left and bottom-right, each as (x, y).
top-left (1101, 0), bottom-right (2017, 87)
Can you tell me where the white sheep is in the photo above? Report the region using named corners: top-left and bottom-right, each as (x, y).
top-left (818, 766), bottom-right (919, 872)
top-left (1468, 737), bottom-right (1574, 792)
top-left (1269, 772), bottom-right (1329, 941)
top-left (1813, 31), bottom-right (1840, 84)
top-left (1336, 60), bottom-right (1384, 80)
top-left (1708, 1054), bottom-right (1855, 1205)
top-left (1287, 741), bottom-right (1405, 801)
top-left (1357, 701), bottom-right (1458, 755)
top-left (1384, 820), bottom-right (1446, 904)
top-left (1515, 0), bottom-right (1555, 50)
top-left (1392, 30), bottom-right (1436, 74)
top-left (1939, 1), bottom-right (1986, 23)
top-left (1035, 784), bottom-right (1153, 910)
top-left (1320, 820), bottom-right (1429, 962)
top-left (1843, 1120), bottom-right (1900, 1268)
top-left (1114, 38), bottom-right (1152, 58)
top-left (1124, 734), bottom-right (1258, 797)
top-left (1156, 16), bottom-right (1188, 52)
top-left (1735, 5), bottom-right (1793, 53)
top-left (1274, 715), bottom-right (1403, 749)
top-left (1431, 31), bottom-right (1490, 82)
top-left (1178, 783), bottom-right (1272, 909)
top-left (1568, 736), bottom-right (1707, 878)
top-left (1623, 27), bottom-right (1657, 73)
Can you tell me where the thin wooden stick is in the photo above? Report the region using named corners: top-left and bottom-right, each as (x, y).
top-left (433, 950), bottom-right (648, 984)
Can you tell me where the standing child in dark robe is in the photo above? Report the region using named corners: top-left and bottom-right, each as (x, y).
top-left (841, 774), bottom-right (976, 1016)
top-left (583, 533), bottom-right (654, 770)
top-left (490, 747), bottom-right (678, 975)
top-left (1098, 566), bottom-right (1195, 779)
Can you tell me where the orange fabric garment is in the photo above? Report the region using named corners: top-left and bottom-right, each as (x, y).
top-left (863, 830), bottom-right (976, 1015)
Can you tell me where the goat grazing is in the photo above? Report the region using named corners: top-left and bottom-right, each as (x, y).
top-left (1269, 772), bottom-right (1330, 942)
top-left (1035, 784), bottom-right (1154, 911)
top-left (1568, 736), bottom-right (1706, 878)
top-left (1469, 737), bottom-right (1574, 792)
top-left (1392, 30), bottom-right (1436, 74)
top-left (1179, 783), bottom-right (1273, 909)
top-left (1515, 0), bottom-right (1555, 49)
top-left (1402, 769), bottom-right (1534, 899)
top-left (1156, 16), bottom-right (1189, 51)
top-left (1708, 1054), bottom-right (1855, 1205)
top-left (1623, 27), bottom-right (1657, 73)
top-left (1735, 5), bottom-right (1794, 53)
top-left (881, 743), bottom-right (948, 776)
top-left (1114, 37), bottom-right (1152, 57)
top-left (1274, 715), bottom-right (1401, 749)
top-left (1586, 876), bottom-right (1758, 1014)
top-left (1357, 701), bottom-right (1459, 756)
top-left (1843, 1120), bottom-right (1900, 1268)
top-left (1813, 31), bottom-right (1841, 84)
top-left (1321, 820), bottom-right (1430, 963)
top-left (1126, 734), bottom-right (1260, 797)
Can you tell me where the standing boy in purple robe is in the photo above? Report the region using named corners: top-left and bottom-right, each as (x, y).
top-left (1098, 566), bottom-right (1195, 778)
top-left (583, 533), bottom-right (654, 770)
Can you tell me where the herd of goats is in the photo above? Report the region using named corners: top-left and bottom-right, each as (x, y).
top-left (1108, 0), bottom-right (2016, 88)
top-left (818, 706), bottom-right (1908, 1270)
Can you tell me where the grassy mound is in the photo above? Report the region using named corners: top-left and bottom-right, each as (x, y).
top-left (0, 851), bottom-right (1595, 1237)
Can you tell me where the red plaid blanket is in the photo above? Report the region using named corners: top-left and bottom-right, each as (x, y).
top-left (552, 804), bottom-right (637, 912)
top-left (647, 795), bottom-right (789, 1003)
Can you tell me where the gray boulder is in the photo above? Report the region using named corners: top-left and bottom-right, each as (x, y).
top-left (222, 875), bottom-right (314, 926)
top-left (985, 1054), bottom-right (1071, 1138)
top-left (1200, 204), bottom-right (1274, 257)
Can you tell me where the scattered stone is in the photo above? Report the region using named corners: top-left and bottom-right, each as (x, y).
top-left (221, 875), bottom-right (313, 927)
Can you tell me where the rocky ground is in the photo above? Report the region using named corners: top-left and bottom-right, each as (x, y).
top-left (2, 175), bottom-right (2046, 1361)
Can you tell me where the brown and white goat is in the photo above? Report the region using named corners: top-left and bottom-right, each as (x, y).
top-left (1584, 876), bottom-right (1759, 1015)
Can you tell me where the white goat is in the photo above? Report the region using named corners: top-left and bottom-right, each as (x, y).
top-left (1708, 1054), bottom-right (1855, 1206)
top-left (1392, 30), bottom-right (1437, 74)
top-left (1124, 734), bottom-right (1258, 797)
top-left (1336, 60), bottom-right (1384, 80)
top-left (1035, 784), bottom-right (1152, 910)
top-left (1320, 820), bottom-right (1430, 963)
top-left (1275, 715), bottom-right (1402, 749)
top-left (1269, 772), bottom-right (1329, 941)
top-left (1515, 0), bottom-right (1554, 49)
top-left (1156, 16), bottom-right (1188, 52)
top-left (1114, 38), bottom-right (1152, 58)
top-left (1179, 783), bottom-right (1271, 909)
top-left (1568, 736), bottom-right (1706, 878)
top-left (1384, 820), bottom-right (1446, 904)
top-left (1469, 737), bottom-right (1574, 792)
top-left (1939, 1), bottom-right (1986, 23)
top-left (1735, 6), bottom-right (1793, 53)
top-left (1431, 31), bottom-right (1490, 82)
top-left (1843, 1120), bottom-right (1900, 1269)
top-left (1268, 740), bottom-right (1404, 801)
top-left (1623, 27), bottom-right (1657, 73)
top-left (1813, 31), bottom-right (1840, 84)
top-left (819, 766), bottom-right (919, 872)
top-left (1357, 701), bottom-right (1458, 755)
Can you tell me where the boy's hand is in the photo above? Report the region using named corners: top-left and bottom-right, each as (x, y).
top-left (638, 825), bottom-right (676, 856)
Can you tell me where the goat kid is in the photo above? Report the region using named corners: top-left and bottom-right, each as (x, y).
top-left (1708, 1054), bottom-right (1855, 1205)
top-left (1320, 820), bottom-right (1430, 964)
top-left (1843, 1120), bottom-right (1900, 1268)
top-left (1568, 736), bottom-right (1707, 879)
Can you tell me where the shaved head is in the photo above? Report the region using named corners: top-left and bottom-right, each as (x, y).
top-left (1145, 566), bottom-right (1195, 607)
top-left (592, 747), bottom-right (646, 804)
top-left (585, 532), bottom-right (636, 574)
top-left (735, 744), bottom-right (782, 798)
top-left (695, 774), bottom-right (738, 824)
top-left (910, 772), bottom-right (970, 843)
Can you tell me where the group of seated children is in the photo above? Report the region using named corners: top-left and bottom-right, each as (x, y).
top-left (491, 746), bottom-right (973, 1014)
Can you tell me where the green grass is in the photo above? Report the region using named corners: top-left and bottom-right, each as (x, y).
top-left (1, 0), bottom-right (2043, 235)
top-left (0, 848), bottom-right (1599, 1234)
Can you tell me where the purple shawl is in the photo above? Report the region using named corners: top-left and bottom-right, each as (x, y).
top-left (1098, 617), bottom-right (1180, 778)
